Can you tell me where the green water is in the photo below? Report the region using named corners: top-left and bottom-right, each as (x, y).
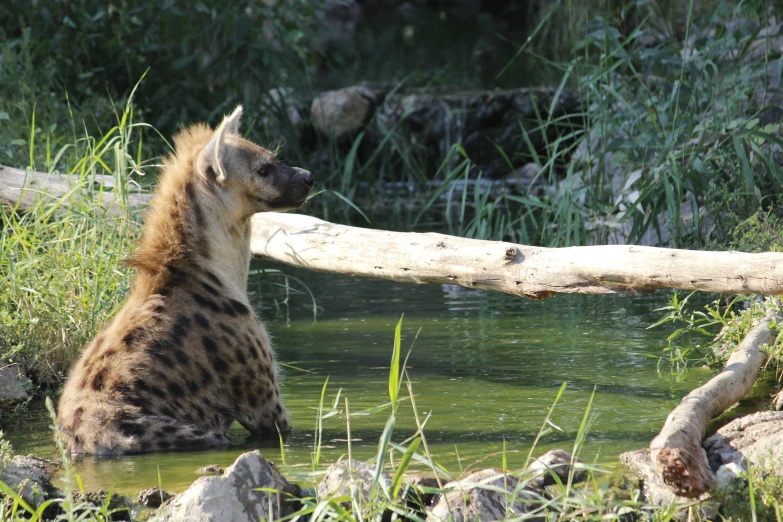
top-left (7, 264), bottom-right (775, 494)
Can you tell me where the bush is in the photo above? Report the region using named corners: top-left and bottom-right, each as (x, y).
top-left (1, 0), bottom-right (319, 137)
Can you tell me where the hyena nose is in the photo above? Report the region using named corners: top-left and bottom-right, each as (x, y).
top-left (294, 168), bottom-right (314, 189)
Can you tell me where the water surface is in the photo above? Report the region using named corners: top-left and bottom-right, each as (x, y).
top-left (8, 263), bottom-right (774, 493)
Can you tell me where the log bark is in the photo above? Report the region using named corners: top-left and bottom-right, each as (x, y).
top-left (6, 165), bottom-right (783, 298)
top-left (0, 165), bottom-right (150, 217)
top-left (250, 213), bottom-right (783, 298)
top-left (649, 308), bottom-right (777, 498)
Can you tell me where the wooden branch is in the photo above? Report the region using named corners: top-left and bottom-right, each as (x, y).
top-left (649, 308), bottom-right (777, 498)
top-left (6, 165), bottom-right (783, 299)
top-left (250, 213), bottom-right (783, 298)
top-left (0, 165), bottom-right (151, 217)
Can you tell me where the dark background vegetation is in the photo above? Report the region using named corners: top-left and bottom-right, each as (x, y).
top-left (1, 1), bottom-right (537, 136)
top-left (3, 0), bottom-right (783, 248)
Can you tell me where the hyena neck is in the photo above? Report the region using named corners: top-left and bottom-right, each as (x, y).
top-left (130, 168), bottom-right (252, 297)
top-left (194, 184), bottom-right (253, 295)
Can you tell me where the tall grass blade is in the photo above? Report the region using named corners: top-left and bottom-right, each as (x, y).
top-left (391, 437), bottom-right (421, 498)
top-left (732, 135), bottom-right (759, 205)
top-left (313, 377), bottom-right (330, 470)
top-left (748, 463), bottom-right (758, 522)
top-left (328, 190), bottom-right (371, 224)
top-left (371, 416), bottom-right (396, 496)
top-left (0, 480), bottom-right (37, 518)
top-left (389, 314), bottom-right (403, 409)
top-left (525, 382), bottom-right (567, 467)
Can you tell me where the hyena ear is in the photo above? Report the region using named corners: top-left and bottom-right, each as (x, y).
top-left (200, 105), bottom-right (243, 183)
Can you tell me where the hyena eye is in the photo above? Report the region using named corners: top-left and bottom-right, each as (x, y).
top-left (257, 165), bottom-right (272, 178)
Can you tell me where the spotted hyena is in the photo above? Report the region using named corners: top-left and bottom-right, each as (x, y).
top-left (56, 106), bottom-right (313, 454)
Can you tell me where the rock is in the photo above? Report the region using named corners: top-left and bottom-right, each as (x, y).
top-left (509, 162), bottom-right (541, 180)
top-left (0, 364), bottom-right (29, 407)
top-left (619, 449), bottom-right (717, 521)
top-left (260, 88), bottom-right (307, 138)
top-left (402, 474), bottom-right (439, 508)
top-left (427, 468), bottom-right (540, 522)
top-left (0, 454), bottom-right (61, 509)
top-left (525, 449), bottom-right (585, 488)
top-left (195, 464), bottom-right (224, 476)
top-left (569, 122), bottom-right (632, 202)
top-left (155, 451), bottom-right (300, 522)
top-left (380, 87), bottom-right (581, 177)
top-left (72, 490), bottom-right (132, 521)
top-left (311, 86), bottom-right (384, 142)
top-left (137, 487), bottom-right (173, 508)
top-left (703, 411), bottom-right (783, 473)
top-left (714, 462), bottom-right (744, 491)
top-left (317, 459), bottom-right (391, 501)
top-left (300, 84), bottom-right (582, 179)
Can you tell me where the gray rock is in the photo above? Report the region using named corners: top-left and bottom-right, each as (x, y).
top-left (301, 84), bottom-right (582, 179)
top-left (195, 464), bottom-right (225, 476)
top-left (72, 490), bottom-right (131, 521)
top-left (137, 487), bottom-right (173, 508)
top-left (427, 469), bottom-right (541, 522)
top-left (525, 449), bottom-right (585, 488)
top-left (317, 459), bottom-right (391, 501)
top-left (714, 462), bottom-right (744, 491)
top-left (380, 87), bottom-right (580, 177)
top-left (401, 474), bottom-right (440, 510)
top-left (703, 411), bottom-right (783, 473)
top-left (260, 88), bottom-right (307, 138)
top-left (311, 86), bottom-right (384, 141)
top-left (155, 451), bottom-right (299, 522)
top-left (0, 454), bottom-right (61, 508)
top-left (570, 123), bottom-right (627, 185)
top-left (0, 364), bottom-right (29, 407)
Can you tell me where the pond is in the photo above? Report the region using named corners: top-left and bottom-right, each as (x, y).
top-left (6, 262), bottom-right (775, 494)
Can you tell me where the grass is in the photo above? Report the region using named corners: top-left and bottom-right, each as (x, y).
top-left (0, 95), bottom-right (145, 387)
top-left (450, 0), bottom-right (783, 248)
top-left (647, 289), bottom-right (783, 375)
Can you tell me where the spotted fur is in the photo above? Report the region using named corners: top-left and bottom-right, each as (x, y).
top-left (56, 106), bottom-right (314, 454)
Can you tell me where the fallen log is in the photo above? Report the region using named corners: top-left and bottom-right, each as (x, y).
top-left (6, 166), bottom-right (783, 298)
top-left (0, 165), bottom-right (151, 217)
top-left (249, 213), bottom-right (783, 298)
top-left (649, 307), bottom-right (778, 498)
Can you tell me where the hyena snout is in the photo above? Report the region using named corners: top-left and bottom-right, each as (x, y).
top-left (292, 167), bottom-right (314, 189)
top-left (277, 164), bottom-right (314, 208)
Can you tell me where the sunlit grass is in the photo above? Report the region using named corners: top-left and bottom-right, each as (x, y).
top-left (0, 94), bottom-right (149, 385)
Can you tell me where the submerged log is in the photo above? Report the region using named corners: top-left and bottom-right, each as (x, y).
top-left (5, 166), bottom-right (783, 298)
top-left (649, 308), bottom-right (778, 498)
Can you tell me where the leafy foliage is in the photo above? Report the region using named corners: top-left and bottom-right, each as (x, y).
top-left (1, 0), bottom-right (320, 137)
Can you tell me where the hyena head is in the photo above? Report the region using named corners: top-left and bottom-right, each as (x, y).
top-left (197, 105), bottom-right (314, 215)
